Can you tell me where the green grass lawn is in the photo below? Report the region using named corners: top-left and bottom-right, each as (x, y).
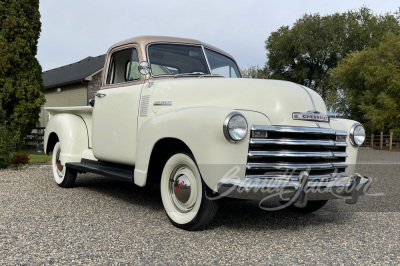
top-left (19, 150), bottom-right (52, 164)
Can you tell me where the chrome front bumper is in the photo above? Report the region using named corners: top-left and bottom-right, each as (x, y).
top-left (217, 173), bottom-right (370, 206)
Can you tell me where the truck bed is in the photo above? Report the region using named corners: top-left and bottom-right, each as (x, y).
top-left (45, 106), bottom-right (93, 119)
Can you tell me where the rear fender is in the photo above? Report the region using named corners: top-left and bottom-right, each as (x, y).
top-left (44, 114), bottom-right (89, 165)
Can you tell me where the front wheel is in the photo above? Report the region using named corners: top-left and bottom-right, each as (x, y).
top-left (160, 152), bottom-right (219, 231)
top-left (52, 142), bottom-right (77, 188)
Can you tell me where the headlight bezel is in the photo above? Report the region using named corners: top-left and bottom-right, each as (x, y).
top-left (350, 123), bottom-right (366, 147)
top-left (223, 112), bottom-right (248, 143)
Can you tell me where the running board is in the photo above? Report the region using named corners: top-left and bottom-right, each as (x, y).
top-left (66, 159), bottom-right (134, 183)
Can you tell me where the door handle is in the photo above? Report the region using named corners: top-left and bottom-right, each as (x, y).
top-left (95, 92), bottom-right (106, 98)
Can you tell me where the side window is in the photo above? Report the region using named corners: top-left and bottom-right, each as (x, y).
top-left (204, 48), bottom-right (241, 78)
top-left (106, 48), bottom-right (140, 84)
top-left (211, 66), bottom-right (239, 78)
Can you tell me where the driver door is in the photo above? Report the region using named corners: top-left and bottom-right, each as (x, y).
top-left (92, 46), bottom-right (142, 165)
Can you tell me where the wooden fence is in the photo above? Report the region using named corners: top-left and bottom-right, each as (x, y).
top-left (363, 132), bottom-right (400, 151)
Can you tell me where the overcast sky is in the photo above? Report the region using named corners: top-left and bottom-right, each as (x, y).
top-left (37, 0), bottom-right (399, 71)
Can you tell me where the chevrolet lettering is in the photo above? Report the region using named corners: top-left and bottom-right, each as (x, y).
top-left (154, 101), bottom-right (172, 106)
top-left (292, 112), bottom-right (329, 122)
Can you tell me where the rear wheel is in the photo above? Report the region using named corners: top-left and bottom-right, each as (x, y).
top-left (52, 142), bottom-right (77, 188)
top-left (160, 152), bottom-right (219, 231)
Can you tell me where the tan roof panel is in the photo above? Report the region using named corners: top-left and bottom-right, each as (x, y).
top-left (108, 35), bottom-right (234, 58)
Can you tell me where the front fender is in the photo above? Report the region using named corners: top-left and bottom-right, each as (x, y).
top-left (134, 107), bottom-right (270, 190)
top-left (330, 118), bottom-right (362, 176)
top-left (44, 114), bottom-right (89, 165)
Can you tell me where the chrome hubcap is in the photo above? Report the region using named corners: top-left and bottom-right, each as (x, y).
top-left (55, 149), bottom-right (64, 178)
top-left (168, 164), bottom-right (197, 213)
top-left (173, 174), bottom-right (191, 204)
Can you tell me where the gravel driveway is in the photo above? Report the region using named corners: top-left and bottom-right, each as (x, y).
top-left (0, 148), bottom-right (399, 264)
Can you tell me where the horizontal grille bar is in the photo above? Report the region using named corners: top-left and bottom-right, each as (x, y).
top-left (251, 125), bottom-right (345, 135)
top-left (335, 130), bottom-right (348, 136)
top-left (250, 138), bottom-right (347, 147)
top-left (247, 162), bottom-right (347, 170)
top-left (248, 150), bottom-right (348, 158)
top-left (246, 172), bottom-right (347, 180)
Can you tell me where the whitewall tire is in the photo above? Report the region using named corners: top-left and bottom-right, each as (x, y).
top-left (52, 142), bottom-right (77, 188)
top-left (160, 152), bottom-right (219, 231)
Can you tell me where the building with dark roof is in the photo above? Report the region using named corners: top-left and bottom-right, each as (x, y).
top-left (42, 55), bottom-right (105, 88)
top-left (39, 55), bottom-right (105, 126)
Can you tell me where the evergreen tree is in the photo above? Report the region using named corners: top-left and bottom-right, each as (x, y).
top-left (0, 0), bottom-right (45, 149)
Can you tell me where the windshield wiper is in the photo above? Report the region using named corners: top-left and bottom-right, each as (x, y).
top-left (174, 72), bottom-right (205, 78)
top-left (198, 74), bottom-right (224, 78)
top-left (174, 72), bottom-right (224, 78)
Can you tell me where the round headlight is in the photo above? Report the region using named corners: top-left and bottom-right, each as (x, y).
top-left (350, 123), bottom-right (365, 147)
top-left (223, 112), bottom-right (248, 142)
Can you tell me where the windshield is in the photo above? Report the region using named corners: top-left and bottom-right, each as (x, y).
top-left (148, 44), bottom-right (210, 76)
top-left (147, 43), bottom-right (241, 78)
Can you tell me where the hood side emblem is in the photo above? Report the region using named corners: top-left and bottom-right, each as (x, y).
top-left (154, 101), bottom-right (172, 106)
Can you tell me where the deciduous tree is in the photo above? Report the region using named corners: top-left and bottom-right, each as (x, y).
top-left (264, 7), bottom-right (400, 103)
top-left (330, 33), bottom-right (400, 133)
top-left (240, 66), bottom-right (268, 79)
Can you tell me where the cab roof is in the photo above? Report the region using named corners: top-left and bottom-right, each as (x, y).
top-left (108, 35), bottom-right (234, 58)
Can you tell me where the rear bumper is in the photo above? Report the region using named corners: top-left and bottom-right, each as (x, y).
top-left (217, 173), bottom-right (370, 206)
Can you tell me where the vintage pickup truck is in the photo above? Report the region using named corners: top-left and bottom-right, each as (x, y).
top-left (44, 36), bottom-right (370, 230)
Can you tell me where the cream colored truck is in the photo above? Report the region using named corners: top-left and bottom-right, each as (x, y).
top-left (44, 36), bottom-right (370, 230)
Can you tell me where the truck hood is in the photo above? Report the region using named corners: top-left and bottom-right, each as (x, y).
top-left (149, 78), bottom-right (329, 126)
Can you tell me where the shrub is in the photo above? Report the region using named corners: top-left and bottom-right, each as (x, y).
top-left (10, 152), bottom-right (30, 166)
top-left (0, 126), bottom-right (11, 168)
top-left (0, 108), bottom-right (12, 168)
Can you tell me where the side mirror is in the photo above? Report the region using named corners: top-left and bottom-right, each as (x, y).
top-left (138, 61), bottom-right (151, 75)
top-left (88, 98), bottom-right (95, 107)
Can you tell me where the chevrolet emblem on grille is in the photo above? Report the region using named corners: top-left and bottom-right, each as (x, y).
top-left (292, 111), bottom-right (329, 122)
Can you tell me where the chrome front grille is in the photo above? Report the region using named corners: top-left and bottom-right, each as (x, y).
top-left (246, 126), bottom-right (348, 181)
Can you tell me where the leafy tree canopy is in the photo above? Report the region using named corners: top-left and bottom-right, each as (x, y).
top-left (240, 66), bottom-right (268, 79)
top-left (330, 33), bottom-right (400, 133)
top-left (0, 0), bottom-right (45, 149)
top-left (264, 7), bottom-right (400, 102)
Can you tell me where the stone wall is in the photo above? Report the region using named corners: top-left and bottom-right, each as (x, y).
top-left (87, 70), bottom-right (103, 102)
